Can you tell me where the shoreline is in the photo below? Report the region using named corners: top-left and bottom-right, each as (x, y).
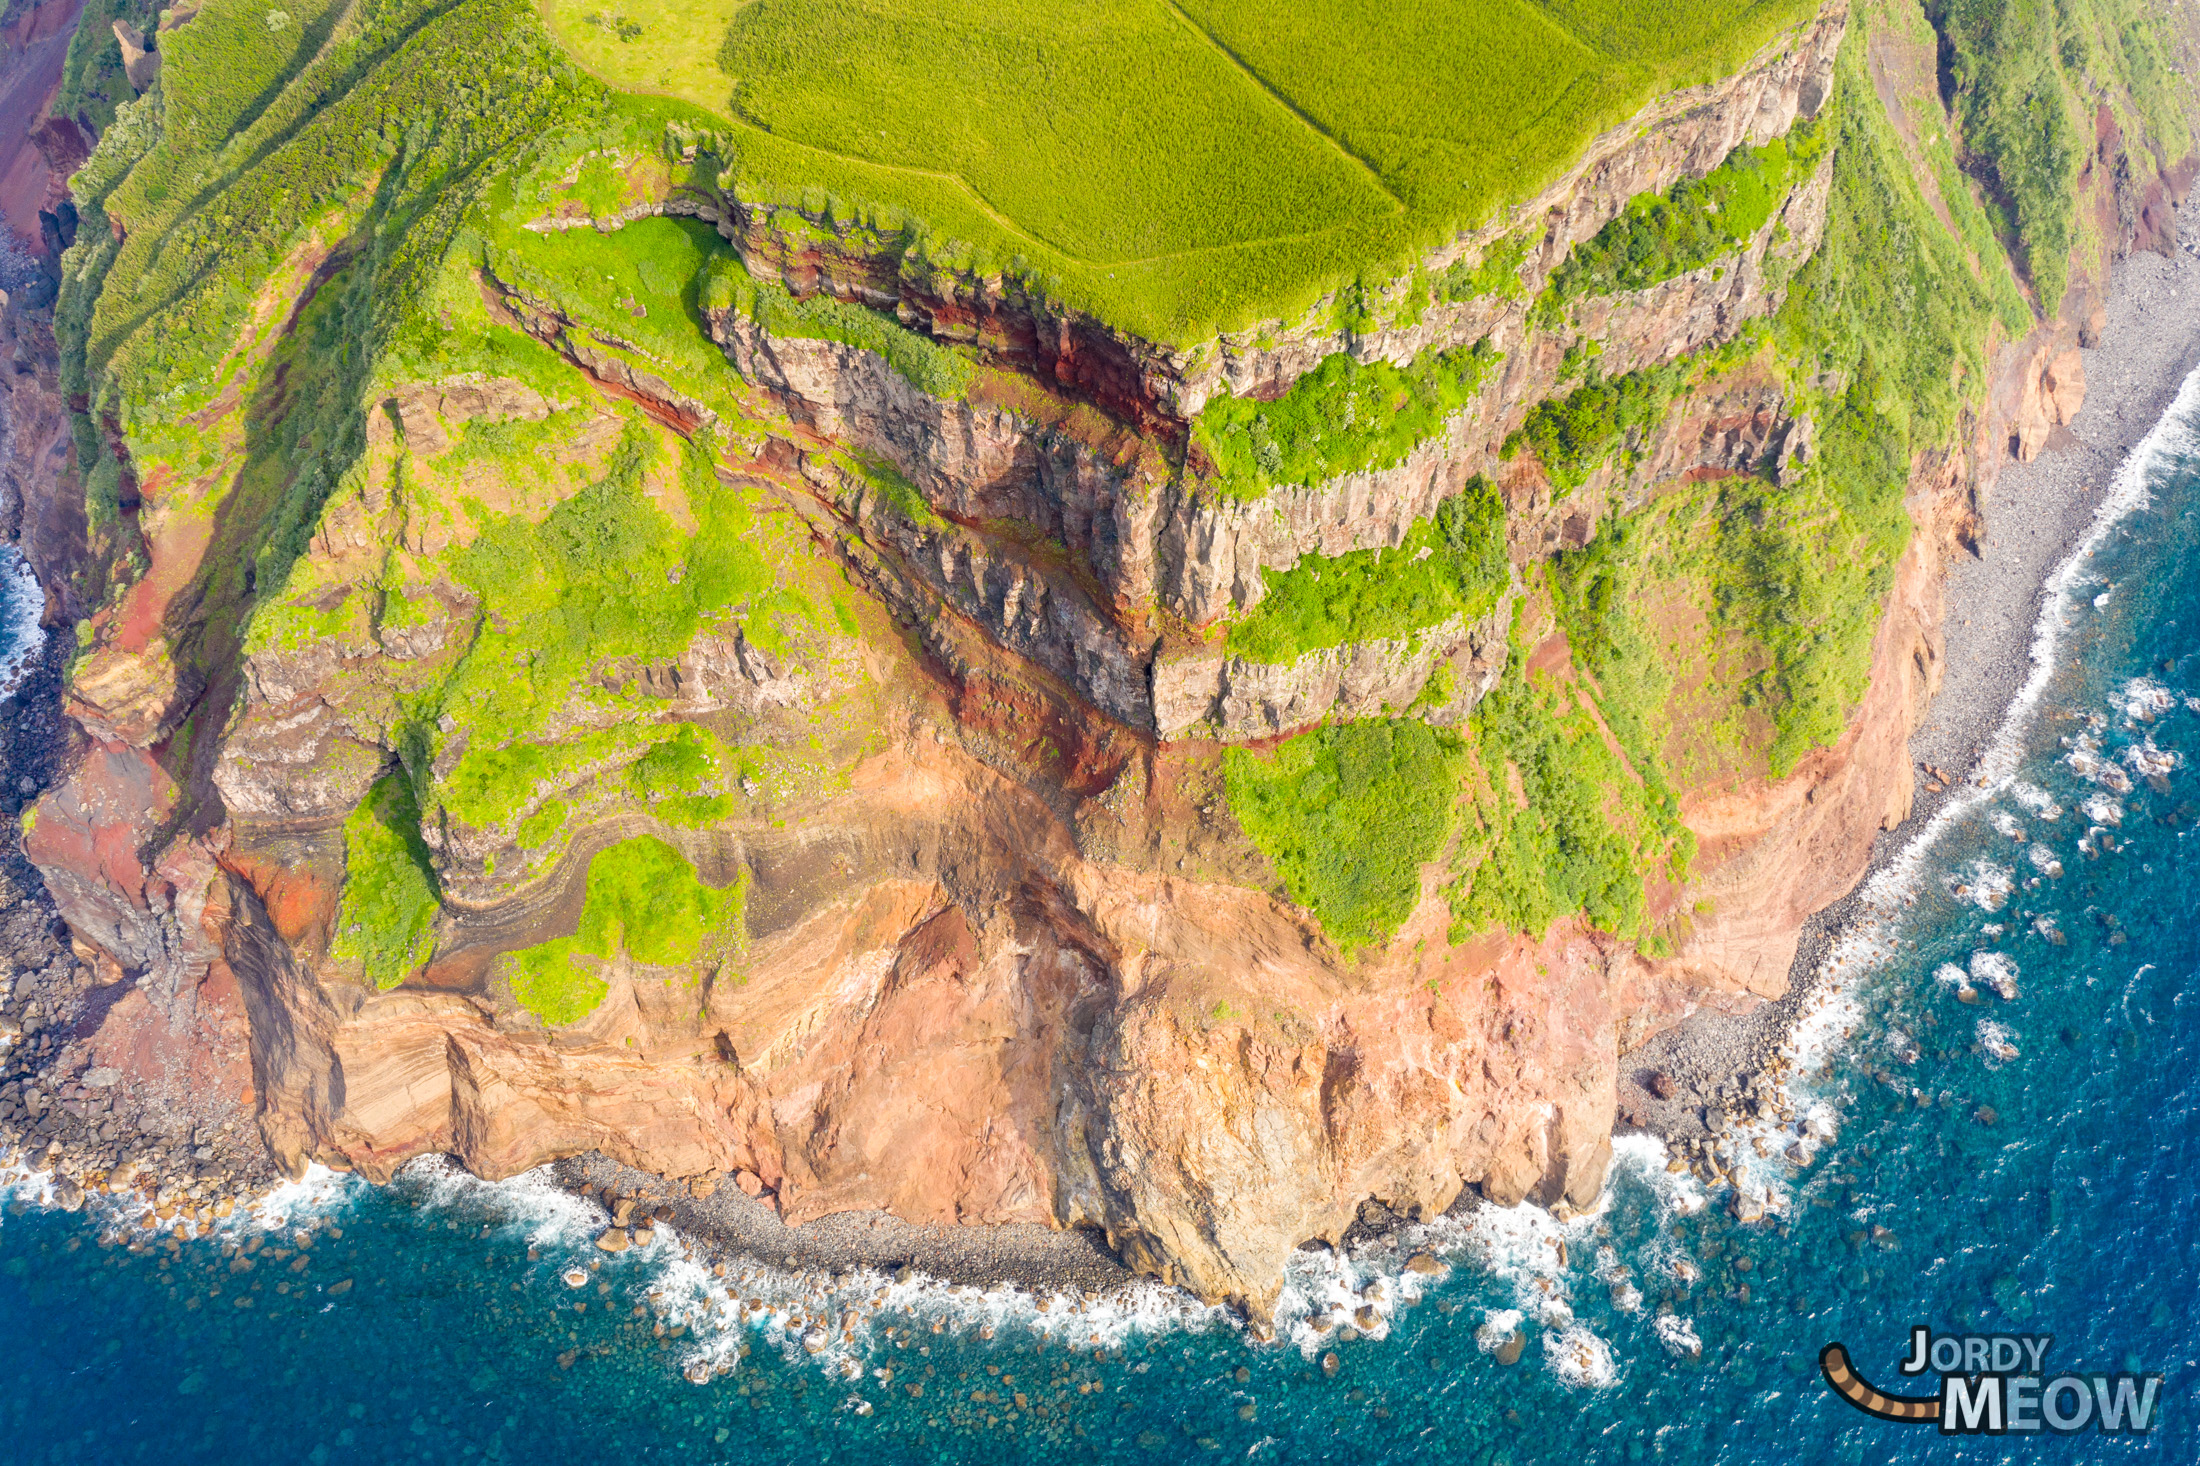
top-left (1620, 196), bottom-right (2200, 1147)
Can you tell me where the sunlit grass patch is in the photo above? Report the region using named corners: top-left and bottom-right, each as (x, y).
top-left (540, 0), bottom-right (1823, 341)
top-left (503, 835), bottom-right (748, 1024)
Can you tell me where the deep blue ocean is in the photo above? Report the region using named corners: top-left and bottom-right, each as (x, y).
top-left (5, 374), bottom-right (2199, 1463)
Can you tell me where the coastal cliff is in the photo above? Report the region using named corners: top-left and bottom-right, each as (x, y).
top-left (1, 0), bottom-right (2195, 1316)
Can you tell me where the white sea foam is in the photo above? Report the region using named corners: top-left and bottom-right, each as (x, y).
top-left (1475, 1308), bottom-right (1524, 1354)
top-left (1976, 1020), bottom-right (2020, 1065)
top-left (2009, 781), bottom-right (2063, 821)
top-left (2121, 677), bottom-right (2177, 722)
top-left (1653, 1314), bottom-right (1703, 1359)
top-left (2026, 843), bottom-right (2064, 878)
top-left (1543, 1323), bottom-right (1617, 1387)
top-left (1932, 962), bottom-right (1975, 999)
top-left (2080, 792), bottom-right (2124, 826)
top-left (1948, 858), bottom-right (2014, 910)
top-left (2067, 732), bottom-right (2134, 792)
top-left (1989, 810), bottom-right (2025, 839)
top-left (1968, 951), bottom-right (2019, 1000)
top-left (640, 1239), bottom-right (1231, 1388)
top-left (0, 547), bottom-right (42, 700)
top-left (241, 1163), bottom-right (361, 1230)
top-left (2126, 737), bottom-right (2181, 779)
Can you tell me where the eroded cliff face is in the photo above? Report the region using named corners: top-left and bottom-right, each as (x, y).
top-left (687, 12), bottom-right (1845, 741)
top-left (15, 0), bottom-right (2196, 1317)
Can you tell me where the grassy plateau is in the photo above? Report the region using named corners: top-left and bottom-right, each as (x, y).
top-left (540, 0), bottom-right (1825, 341)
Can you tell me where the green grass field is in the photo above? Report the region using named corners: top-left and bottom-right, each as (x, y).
top-left (540, 0), bottom-right (1823, 341)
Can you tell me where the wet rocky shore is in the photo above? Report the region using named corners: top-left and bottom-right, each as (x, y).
top-left (0, 583), bottom-right (272, 1221)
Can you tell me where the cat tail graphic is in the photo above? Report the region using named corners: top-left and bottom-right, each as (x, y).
top-left (1819, 1343), bottom-right (1942, 1423)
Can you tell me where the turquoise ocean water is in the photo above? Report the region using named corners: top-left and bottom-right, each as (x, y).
top-left (4, 372), bottom-right (2199, 1463)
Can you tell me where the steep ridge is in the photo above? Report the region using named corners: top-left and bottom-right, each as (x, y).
top-left (1, 0), bottom-right (2193, 1317)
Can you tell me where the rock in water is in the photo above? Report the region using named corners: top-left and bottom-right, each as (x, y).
top-left (595, 1229), bottom-right (630, 1253)
top-left (1494, 1330), bottom-right (1526, 1366)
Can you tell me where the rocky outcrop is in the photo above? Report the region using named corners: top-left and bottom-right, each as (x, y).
top-left (110, 19), bottom-right (157, 93)
top-left (1151, 604), bottom-right (1512, 740)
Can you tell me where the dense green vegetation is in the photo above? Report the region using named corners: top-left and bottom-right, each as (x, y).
top-left (78, 0), bottom-right (581, 431)
top-left (545, 0), bottom-right (1820, 341)
top-left (1537, 17), bottom-right (2015, 784)
top-left (55, 0), bottom-right (597, 650)
top-left (1541, 120), bottom-right (1827, 306)
top-left (1223, 720), bottom-right (1465, 954)
top-left (1507, 324), bottom-right (1773, 496)
top-left (329, 775), bottom-right (442, 989)
top-left (504, 836), bottom-right (748, 1023)
top-left (1439, 229), bottom-right (1535, 303)
top-left (482, 212), bottom-right (755, 424)
top-left (1226, 654), bottom-right (1693, 950)
top-left (1924, 0), bottom-right (2189, 312)
top-left (1509, 362), bottom-right (1683, 497)
top-left (1226, 478), bottom-right (1509, 664)
top-left (428, 424), bottom-right (809, 828)
top-left (1228, 5), bottom-right (2110, 950)
top-left (1450, 665), bottom-right (1690, 943)
top-left (1194, 340), bottom-right (1497, 499)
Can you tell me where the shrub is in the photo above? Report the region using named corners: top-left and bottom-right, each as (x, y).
top-left (1226, 476), bottom-right (1509, 664)
top-left (1924, 0), bottom-right (2084, 311)
top-left (330, 774), bottom-right (442, 989)
top-left (1195, 339), bottom-right (1497, 499)
top-left (707, 260), bottom-right (977, 401)
top-left (429, 423), bottom-right (798, 826)
top-left (504, 835), bottom-right (748, 1023)
top-left (1508, 362), bottom-right (1681, 495)
top-left (1450, 669), bottom-right (1685, 942)
top-left (1542, 118), bottom-right (1828, 305)
top-left (1224, 719), bottom-right (1465, 954)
